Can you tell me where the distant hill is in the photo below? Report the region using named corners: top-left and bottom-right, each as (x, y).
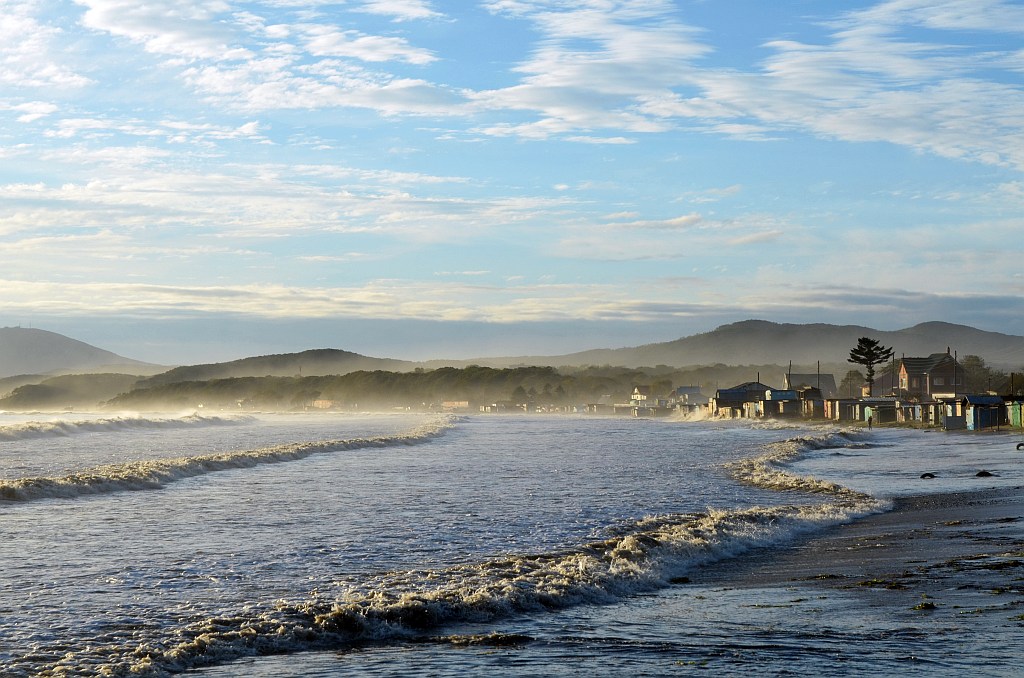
top-left (138, 348), bottom-right (416, 387)
top-left (446, 320), bottom-right (1024, 370)
top-left (0, 327), bottom-right (165, 379)
top-left (0, 373), bottom-right (143, 410)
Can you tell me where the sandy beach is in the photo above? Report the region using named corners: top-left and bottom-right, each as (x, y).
top-left (677, 486), bottom-right (1024, 674)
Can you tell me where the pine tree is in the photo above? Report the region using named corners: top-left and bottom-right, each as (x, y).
top-left (848, 337), bottom-right (894, 397)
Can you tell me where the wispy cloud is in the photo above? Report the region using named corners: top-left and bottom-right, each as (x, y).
top-left (608, 213), bottom-right (703, 230)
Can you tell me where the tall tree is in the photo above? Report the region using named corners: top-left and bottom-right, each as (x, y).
top-left (848, 337), bottom-right (894, 396)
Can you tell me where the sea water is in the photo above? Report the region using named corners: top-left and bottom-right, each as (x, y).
top-left (0, 412), bottom-right (1020, 676)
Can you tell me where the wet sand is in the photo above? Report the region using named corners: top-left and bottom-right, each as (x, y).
top-left (695, 486), bottom-right (1024, 620)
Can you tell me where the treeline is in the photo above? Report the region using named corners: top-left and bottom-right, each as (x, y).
top-left (0, 362), bottom-right (835, 412)
top-left (105, 365), bottom-right (613, 410)
top-left (104, 363), bottom-right (775, 411)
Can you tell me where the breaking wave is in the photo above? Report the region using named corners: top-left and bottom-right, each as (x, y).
top-left (0, 413), bottom-right (255, 441)
top-left (38, 426), bottom-right (890, 677)
top-left (49, 501), bottom-right (881, 676)
top-left (728, 429), bottom-right (884, 503)
top-left (0, 416), bottom-right (455, 503)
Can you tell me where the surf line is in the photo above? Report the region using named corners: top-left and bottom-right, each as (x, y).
top-left (0, 416), bottom-right (456, 504)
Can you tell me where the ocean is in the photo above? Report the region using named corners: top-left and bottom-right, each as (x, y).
top-left (0, 411), bottom-right (1021, 676)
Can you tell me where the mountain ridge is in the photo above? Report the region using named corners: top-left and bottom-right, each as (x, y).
top-left (4, 320), bottom-right (1024, 386)
top-left (427, 320), bottom-right (1024, 370)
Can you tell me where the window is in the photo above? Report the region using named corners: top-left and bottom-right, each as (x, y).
top-left (933, 377), bottom-right (944, 386)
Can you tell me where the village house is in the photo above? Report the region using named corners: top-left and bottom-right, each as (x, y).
top-left (898, 351), bottom-right (963, 399)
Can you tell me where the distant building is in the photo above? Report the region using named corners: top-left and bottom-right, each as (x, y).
top-left (783, 373), bottom-right (837, 399)
top-left (631, 385), bottom-right (653, 404)
top-left (673, 385), bottom-right (708, 405)
top-left (712, 381), bottom-right (773, 417)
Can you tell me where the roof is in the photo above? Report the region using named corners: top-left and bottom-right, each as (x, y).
top-left (784, 373), bottom-right (838, 397)
top-left (726, 381), bottom-right (774, 392)
top-left (961, 395), bottom-right (1003, 405)
top-left (900, 353), bottom-right (959, 373)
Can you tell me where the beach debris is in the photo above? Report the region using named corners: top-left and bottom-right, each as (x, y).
top-left (975, 470), bottom-right (997, 477)
top-left (920, 473), bottom-right (937, 479)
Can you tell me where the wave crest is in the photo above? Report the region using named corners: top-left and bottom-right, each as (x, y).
top-left (0, 413), bottom-right (255, 441)
top-left (0, 416), bottom-right (455, 503)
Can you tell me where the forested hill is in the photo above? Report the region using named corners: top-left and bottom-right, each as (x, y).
top-left (138, 348), bottom-right (415, 387)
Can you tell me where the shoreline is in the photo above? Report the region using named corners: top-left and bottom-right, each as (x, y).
top-left (692, 485), bottom-right (1024, 619)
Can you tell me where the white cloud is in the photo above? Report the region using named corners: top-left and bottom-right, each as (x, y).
top-left (470, 1), bottom-right (710, 139)
top-left (0, 1), bottom-right (91, 88)
top-left (676, 1), bottom-right (1024, 169)
top-left (609, 213), bottom-right (703, 230)
top-left (5, 101), bottom-right (59, 122)
top-left (73, 0), bottom-right (247, 60)
top-left (728, 230), bottom-right (783, 246)
top-left (356, 0), bottom-right (442, 22)
top-left (301, 25), bottom-right (438, 64)
top-left (848, 0), bottom-right (1024, 33)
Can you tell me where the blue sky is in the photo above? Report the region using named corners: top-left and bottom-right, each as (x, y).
top-left (2, 0), bottom-right (1024, 364)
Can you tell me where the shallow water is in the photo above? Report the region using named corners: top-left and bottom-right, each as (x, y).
top-left (0, 413), bottom-right (1019, 676)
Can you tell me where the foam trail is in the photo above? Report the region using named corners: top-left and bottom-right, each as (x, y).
top-left (0, 413), bottom-right (255, 441)
top-left (0, 416), bottom-right (455, 503)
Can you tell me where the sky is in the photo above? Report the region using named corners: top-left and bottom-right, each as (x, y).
top-left (2, 0), bottom-right (1024, 365)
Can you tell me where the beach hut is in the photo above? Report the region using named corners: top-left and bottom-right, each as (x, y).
top-left (861, 398), bottom-right (898, 425)
top-left (712, 381), bottom-right (772, 418)
top-left (961, 395), bottom-right (1006, 431)
top-left (1007, 400), bottom-right (1024, 428)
